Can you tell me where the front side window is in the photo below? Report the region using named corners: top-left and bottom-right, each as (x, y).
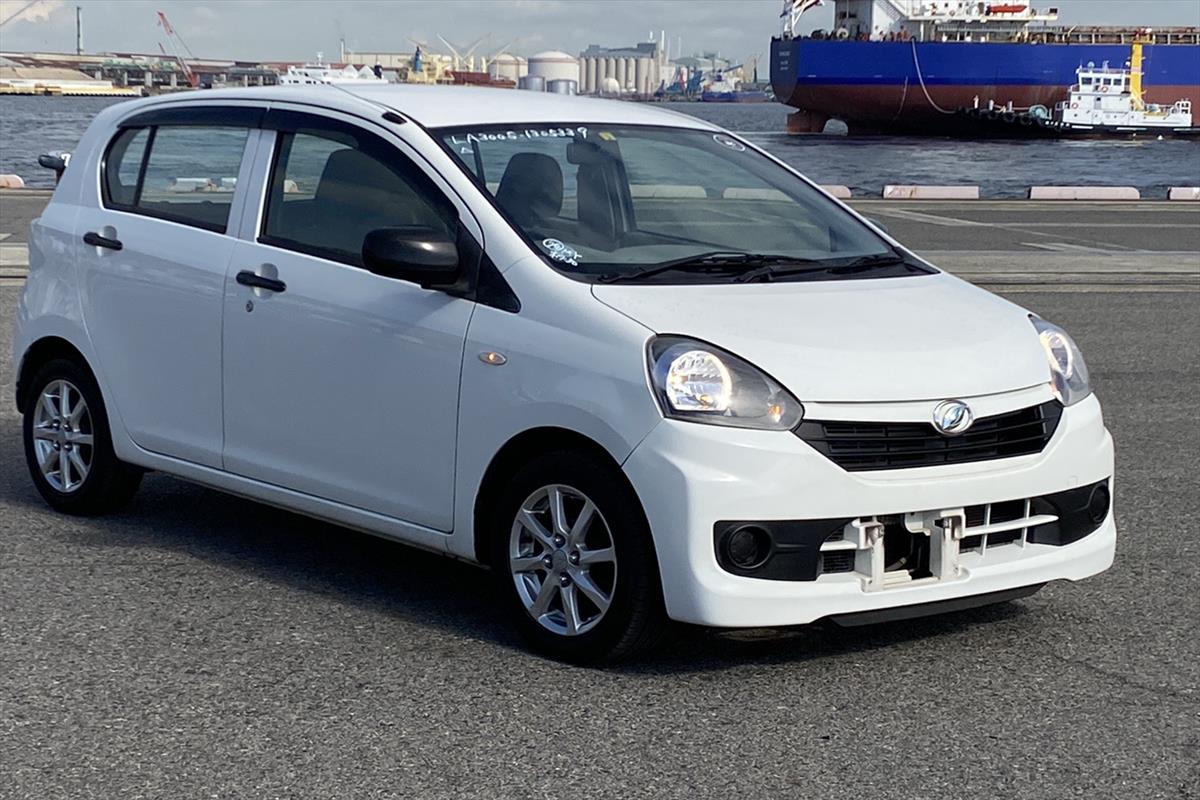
top-left (438, 124), bottom-right (914, 283)
top-left (261, 128), bottom-right (454, 266)
top-left (103, 124), bottom-right (248, 232)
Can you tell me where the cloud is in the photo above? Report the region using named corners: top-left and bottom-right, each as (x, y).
top-left (1, 0), bottom-right (1196, 62)
top-left (0, 0), bottom-right (66, 25)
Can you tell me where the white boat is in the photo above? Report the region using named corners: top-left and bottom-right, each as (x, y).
top-left (279, 53), bottom-right (386, 86)
top-left (1053, 44), bottom-right (1192, 133)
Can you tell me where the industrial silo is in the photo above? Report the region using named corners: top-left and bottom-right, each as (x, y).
top-left (489, 53), bottom-right (527, 83)
top-left (584, 57), bottom-right (597, 94)
top-left (547, 79), bottom-right (577, 94)
top-left (528, 51), bottom-right (579, 85)
top-left (518, 75), bottom-right (546, 91)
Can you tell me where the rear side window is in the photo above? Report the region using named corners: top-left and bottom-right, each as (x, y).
top-left (103, 124), bottom-right (249, 233)
top-left (260, 128), bottom-right (454, 267)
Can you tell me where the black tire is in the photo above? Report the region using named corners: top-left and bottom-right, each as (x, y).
top-left (489, 450), bottom-right (665, 664)
top-left (22, 357), bottom-right (143, 515)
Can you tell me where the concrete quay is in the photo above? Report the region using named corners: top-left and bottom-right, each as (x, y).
top-left (1, 189), bottom-right (1197, 290)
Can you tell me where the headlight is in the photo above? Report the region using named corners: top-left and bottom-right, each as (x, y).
top-left (647, 336), bottom-right (803, 430)
top-left (1031, 316), bottom-right (1091, 406)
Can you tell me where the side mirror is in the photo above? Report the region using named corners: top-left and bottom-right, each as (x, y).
top-left (362, 226), bottom-right (460, 288)
top-left (38, 153), bottom-right (69, 185)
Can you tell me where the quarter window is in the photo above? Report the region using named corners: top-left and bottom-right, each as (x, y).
top-left (105, 127), bottom-right (150, 206)
top-left (261, 128), bottom-right (454, 267)
top-left (103, 124), bottom-right (249, 232)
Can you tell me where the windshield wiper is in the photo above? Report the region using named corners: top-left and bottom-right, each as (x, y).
top-left (597, 251), bottom-right (817, 284)
top-left (733, 252), bottom-right (912, 283)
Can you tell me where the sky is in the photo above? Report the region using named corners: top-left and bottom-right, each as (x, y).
top-left (1, 0), bottom-right (1198, 63)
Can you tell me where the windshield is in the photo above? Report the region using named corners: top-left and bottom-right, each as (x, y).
top-left (436, 124), bottom-right (918, 283)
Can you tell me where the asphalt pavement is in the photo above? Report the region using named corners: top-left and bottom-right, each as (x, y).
top-left (2, 276), bottom-right (1199, 798)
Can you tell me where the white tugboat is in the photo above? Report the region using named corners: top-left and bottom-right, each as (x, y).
top-left (1053, 42), bottom-right (1192, 133)
top-left (955, 37), bottom-right (1197, 137)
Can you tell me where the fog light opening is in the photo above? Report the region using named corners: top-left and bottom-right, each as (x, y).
top-left (724, 525), bottom-right (772, 570)
top-left (1087, 483), bottom-right (1111, 525)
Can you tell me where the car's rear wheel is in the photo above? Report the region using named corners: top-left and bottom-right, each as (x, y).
top-left (22, 358), bottom-right (142, 515)
top-left (491, 451), bottom-right (665, 663)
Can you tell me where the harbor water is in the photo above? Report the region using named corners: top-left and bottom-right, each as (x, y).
top-left (2, 95), bottom-right (1198, 196)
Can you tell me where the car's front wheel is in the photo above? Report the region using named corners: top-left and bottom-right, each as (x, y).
top-left (491, 451), bottom-right (665, 663)
top-left (22, 358), bottom-right (142, 515)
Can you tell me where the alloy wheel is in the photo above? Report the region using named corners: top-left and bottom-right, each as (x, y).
top-left (509, 484), bottom-right (618, 636)
top-left (30, 379), bottom-right (94, 493)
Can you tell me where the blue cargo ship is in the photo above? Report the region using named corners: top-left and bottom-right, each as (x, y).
top-left (771, 0), bottom-right (1200, 134)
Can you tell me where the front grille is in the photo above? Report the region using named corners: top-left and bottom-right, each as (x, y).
top-left (795, 401), bottom-right (1063, 471)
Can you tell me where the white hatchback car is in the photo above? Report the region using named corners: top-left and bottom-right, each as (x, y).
top-left (14, 86), bottom-right (1115, 662)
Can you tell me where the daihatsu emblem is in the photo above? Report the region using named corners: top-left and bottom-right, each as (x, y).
top-left (932, 400), bottom-right (974, 436)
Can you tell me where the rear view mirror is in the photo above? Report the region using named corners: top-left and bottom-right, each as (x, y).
top-left (362, 226), bottom-right (460, 288)
top-left (566, 139), bottom-right (617, 165)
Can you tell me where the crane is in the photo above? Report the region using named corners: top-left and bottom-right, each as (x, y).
top-left (0, 0), bottom-right (46, 28)
top-left (156, 10), bottom-right (199, 88)
top-left (437, 34), bottom-right (486, 72)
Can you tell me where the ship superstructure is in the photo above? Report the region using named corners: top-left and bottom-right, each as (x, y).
top-left (784, 0), bottom-right (1061, 42)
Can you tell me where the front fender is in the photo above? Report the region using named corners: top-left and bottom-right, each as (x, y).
top-left (449, 269), bottom-right (661, 561)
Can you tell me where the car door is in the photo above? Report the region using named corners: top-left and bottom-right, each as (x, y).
top-left (76, 106), bottom-right (262, 467)
top-left (221, 109), bottom-right (476, 531)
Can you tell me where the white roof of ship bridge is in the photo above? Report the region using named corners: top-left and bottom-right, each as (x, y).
top-left (112, 84), bottom-right (719, 130)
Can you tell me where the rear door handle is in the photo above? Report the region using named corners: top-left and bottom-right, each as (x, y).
top-left (236, 270), bottom-right (287, 293)
top-left (82, 231), bottom-right (122, 250)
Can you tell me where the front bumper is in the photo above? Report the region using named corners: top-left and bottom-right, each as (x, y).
top-left (623, 392), bottom-right (1116, 628)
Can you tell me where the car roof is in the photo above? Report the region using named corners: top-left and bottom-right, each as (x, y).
top-left (345, 84), bottom-right (717, 130)
top-left (115, 84), bottom-right (719, 131)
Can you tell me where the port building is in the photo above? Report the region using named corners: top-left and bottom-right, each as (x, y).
top-left (578, 41), bottom-right (667, 96)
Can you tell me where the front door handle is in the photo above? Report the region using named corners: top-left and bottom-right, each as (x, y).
top-left (83, 231), bottom-right (123, 250)
top-left (236, 270), bottom-right (287, 293)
